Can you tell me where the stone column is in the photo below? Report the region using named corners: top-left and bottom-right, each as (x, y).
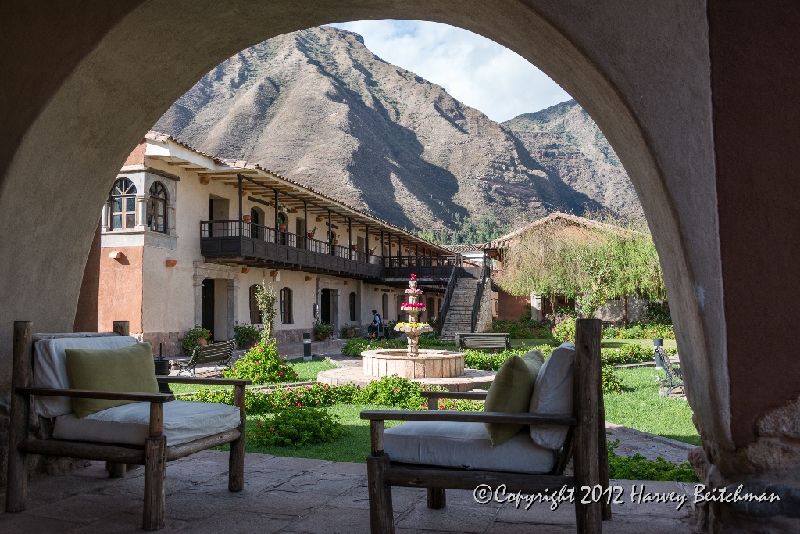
top-left (356, 280), bottom-right (364, 329)
top-left (227, 278), bottom-right (239, 342)
top-left (136, 195), bottom-right (147, 231)
top-left (193, 274), bottom-right (204, 327)
top-left (530, 293), bottom-right (543, 321)
top-left (101, 202), bottom-right (109, 232)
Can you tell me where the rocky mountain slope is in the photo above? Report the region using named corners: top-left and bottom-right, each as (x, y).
top-left (154, 26), bottom-right (641, 234)
top-left (502, 101), bottom-right (639, 220)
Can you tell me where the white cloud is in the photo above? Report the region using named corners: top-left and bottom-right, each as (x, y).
top-left (329, 20), bottom-right (572, 123)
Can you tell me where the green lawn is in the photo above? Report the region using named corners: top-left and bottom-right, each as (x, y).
top-left (168, 358), bottom-right (337, 395)
top-left (215, 403), bottom-right (401, 463)
top-left (604, 367), bottom-right (699, 445)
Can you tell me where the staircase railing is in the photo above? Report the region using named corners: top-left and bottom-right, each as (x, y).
top-left (438, 266), bottom-right (458, 336)
top-left (470, 261), bottom-right (491, 333)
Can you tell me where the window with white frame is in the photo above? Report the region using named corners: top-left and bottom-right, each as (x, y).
top-left (108, 178), bottom-right (137, 230)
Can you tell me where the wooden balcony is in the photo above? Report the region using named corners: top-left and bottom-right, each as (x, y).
top-left (200, 220), bottom-right (467, 283)
top-left (200, 220), bottom-right (383, 279)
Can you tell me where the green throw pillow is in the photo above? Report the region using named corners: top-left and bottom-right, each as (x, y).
top-left (65, 342), bottom-right (159, 418)
top-left (484, 351), bottom-right (544, 446)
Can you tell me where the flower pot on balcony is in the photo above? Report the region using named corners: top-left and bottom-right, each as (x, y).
top-left (198, 338), bottom-right (208, 346)
top-left (307, 233), bottom-right (315, 239)
top-left (278, 224), bottom-right (287, 232)
top-left (351, 245), bottom-right (358, 251)
top-left (333, 239), bottom-right (338, 245)
top-left (242, 215), bottom-right (251, 223)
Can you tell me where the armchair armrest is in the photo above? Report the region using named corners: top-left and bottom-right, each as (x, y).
top-left (421, 391), bottom-right (487, 400)
top-left (16, 386), bottom-right (174, 403)
top-left (360, 409), bottom-right (575, 426)
top-left (156, 377), bottom-right (252, 386)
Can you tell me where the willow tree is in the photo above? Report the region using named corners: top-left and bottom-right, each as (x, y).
top-left (495, 217), bottom-right (665, 323)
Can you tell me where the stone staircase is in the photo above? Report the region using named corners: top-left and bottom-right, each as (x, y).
top-left (440, 277), bottom-right (479, 341)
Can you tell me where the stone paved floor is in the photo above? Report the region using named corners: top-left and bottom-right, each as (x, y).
top-left (1, 451), bottom-right (695, 533)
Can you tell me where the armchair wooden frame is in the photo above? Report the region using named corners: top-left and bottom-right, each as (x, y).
top-left (5, 321), bottom-right (251, 530)
top-left (361, 319), bottom-right (610, 534)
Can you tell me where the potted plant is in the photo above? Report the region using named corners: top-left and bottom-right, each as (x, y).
top-left (181, 325), bottom-right (212, 355)
top-left (278, 223), bottom-right (287, 232)
top-left (307, 226), bottom-right (317, 239)
top-left (333, 239), bottom-right (338, 245)
top-left (351, 244), bottom-right (358, 251)
top-left (369, 247), bottom-right (376, 255)
top-left (242, 214), bottom-right (251, 223)
top-left (339, 323), bottom-right (357, 339)
top-left (314, 321), bottom-right (333, 341)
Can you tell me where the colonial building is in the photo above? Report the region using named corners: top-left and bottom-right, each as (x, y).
top-left (85, 132), bottom-right (457, 356)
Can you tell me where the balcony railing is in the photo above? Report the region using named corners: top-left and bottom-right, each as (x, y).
top-left (200, 221), bottom-right (463, 282)
top-left (200, 220), bottom-right (384, 279)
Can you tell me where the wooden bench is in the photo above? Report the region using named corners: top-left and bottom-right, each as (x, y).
top-left (6, 321), bottom-right (250, 530)
top-left (174, 339), bottom-right (235, 376)
top-left (361, 319), bottom-right (610, 534)
top-left (454, 332), bottom-right (511, 350)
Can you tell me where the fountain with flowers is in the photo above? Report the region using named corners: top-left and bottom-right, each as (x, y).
top-left (395, 273), bottom-right (433, 356)
top-left (361, 274), bottom-right (466, 379)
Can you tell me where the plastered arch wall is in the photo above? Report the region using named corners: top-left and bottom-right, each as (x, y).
top-left (0, 0), bottom-right (722, 442)
top-left (4, 0), bottom-right (769, 511)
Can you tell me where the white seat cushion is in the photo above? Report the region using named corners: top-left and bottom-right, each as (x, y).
top-left (384, 421), bottom-right (555, 474)
top-left (52, 400), bottom-right (241, 446)
top-left (34, 336), bottom-right (139, 418)
top-left (529, 342), bottom-right (575, 450)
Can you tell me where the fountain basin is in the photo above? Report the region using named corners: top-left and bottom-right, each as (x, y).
top-left (362, 349), bottom-right (465, 379)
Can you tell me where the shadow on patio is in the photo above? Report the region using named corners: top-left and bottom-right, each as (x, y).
top-left (1, 450), bottom-right (694, 533)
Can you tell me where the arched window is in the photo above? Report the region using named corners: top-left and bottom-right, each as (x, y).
top-left (249, 285), bottom-right (263, 324)
top-left (280, 287), bottom-right (293, 324)
top-left (147, 181), bottom-right (168, 233)
top-left (349, 291), bottom-right (356, 322)
top-left (108, 178), bottom-right (137, 230)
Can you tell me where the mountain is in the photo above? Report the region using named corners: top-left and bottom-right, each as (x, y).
top-left (501, 101), bottom-right (640, 220)
top-left (154, 26), bottom-right (642, 236)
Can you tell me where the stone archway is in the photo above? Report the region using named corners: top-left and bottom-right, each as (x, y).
top-left (3, 2), bottom-right (798, 531)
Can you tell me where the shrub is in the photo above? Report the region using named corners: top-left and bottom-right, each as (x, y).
top-left (463, 346), bottom-right (555, 371)
top-left (602, 322), bottom-right (675, 340)
top-left (223, 338), bottom-right (299, 384)
top-left (491, 319), bottom-right (552, 339)
top-left (233, 322), bottom-right (261, 349)
top-left (355, 375), bottom-right (429, 410)
top-left (601, 344), bottom-right (653, 365)
top-left (602, 365), bottom-right (622, 393)
top-left (342, 337), bottom-right (406, 357)
top-left (607, 440), bottom-right (698, 482)
top-left (248, 407), bottom-right (345, 447)
top-left (314, 321), bottom-right (333, 341)
top-left (262, 382), bottom-right (359, 411)
top-left (551, 317), bottom-right (576, 344)
top-left (184, 387), bottom-right (273, 414)
top-left (180, 325), bottom-right (212, 355)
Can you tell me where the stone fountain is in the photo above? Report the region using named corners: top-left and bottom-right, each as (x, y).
top-left (361, 274), bottom-right (466, 379)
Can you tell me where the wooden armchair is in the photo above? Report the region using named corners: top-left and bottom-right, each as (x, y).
top-left (361, 319), bottom-right (610, 534)
top-left (6, 321), bottom-right (251, 530)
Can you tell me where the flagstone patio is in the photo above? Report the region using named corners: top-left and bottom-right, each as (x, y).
top-left (1, 450), bottom-right (695, 533)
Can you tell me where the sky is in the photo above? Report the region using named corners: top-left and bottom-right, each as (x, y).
top-left (329, 20), bottom-right (572, 123)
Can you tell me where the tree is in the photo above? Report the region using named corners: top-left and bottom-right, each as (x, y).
top-left (254, 281), bottom-right (277, 340)
top-left (495, 217), bottom-right (665, 321)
